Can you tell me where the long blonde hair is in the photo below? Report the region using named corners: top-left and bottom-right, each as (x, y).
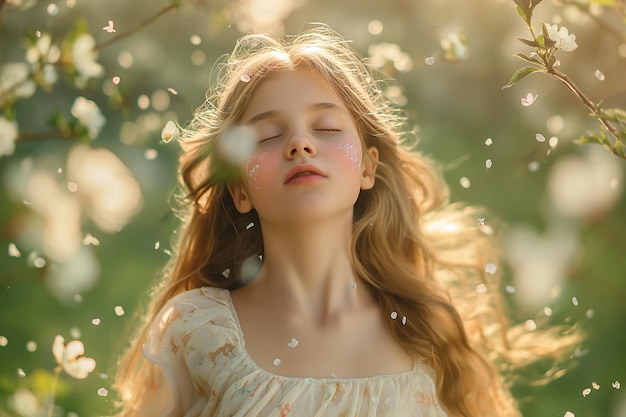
top-left (114, 25), bottom-right (581, 417)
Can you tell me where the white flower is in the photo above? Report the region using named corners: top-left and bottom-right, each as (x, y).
top-left (0, 63), bottom-right (36, 103)
top-left (546, 24), bottom-right (578, 52)
top-left (66, 144), bottom-right (143, 233)
top-left (0, 117), bottom-right (18, 157)
top-left (52, 335), bottom-right (96, 379)
top-left (25, 33), bottom-right (61, 65)
top-left (71, 34), bottom-right (104, 82)
top-left (217, 126), bottom-right (257, 165)
top-left (440, 32), bottom-right (469, 62)
top-left (161, 120), bottom-right (179, 143)
top-left (71, 96), bottom-right (106, 139)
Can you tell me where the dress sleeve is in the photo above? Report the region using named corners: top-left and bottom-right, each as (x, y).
top-left (139, 297), bottom-right (197, 417)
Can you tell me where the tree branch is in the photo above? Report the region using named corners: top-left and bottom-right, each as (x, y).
top-left (95, 4), bottom-right (179, 50)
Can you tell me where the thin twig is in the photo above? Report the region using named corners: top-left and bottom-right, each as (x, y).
top-left (550, 69), bottom-right (622, 144)
top-left (95, 4), bottom-right (179, 50)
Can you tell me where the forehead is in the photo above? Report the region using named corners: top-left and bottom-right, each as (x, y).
top-left (241, 68), bottom-right (347, 121)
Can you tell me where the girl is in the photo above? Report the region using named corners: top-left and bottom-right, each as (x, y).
top-left (114, 26), bottom-right (579, 417)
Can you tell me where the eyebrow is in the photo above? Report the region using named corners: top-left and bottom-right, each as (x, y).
top-left (244, 102), bottom-right (346, 125)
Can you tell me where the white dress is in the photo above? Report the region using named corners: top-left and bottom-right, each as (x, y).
top-left (142, 287), bottom-right (449, 417)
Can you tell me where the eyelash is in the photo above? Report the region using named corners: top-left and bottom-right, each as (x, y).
top-left (259, 129), bottom-right (341, 143)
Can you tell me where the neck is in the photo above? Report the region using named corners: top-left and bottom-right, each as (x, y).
top-left (251, 213), bottom-right (371, 322)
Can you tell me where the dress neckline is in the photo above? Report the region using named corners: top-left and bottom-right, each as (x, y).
top-left (216, 287), bottom-right (420, 383)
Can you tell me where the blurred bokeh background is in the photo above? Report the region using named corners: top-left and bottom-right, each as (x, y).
top-left (1, 0), bottom-right (625, 416)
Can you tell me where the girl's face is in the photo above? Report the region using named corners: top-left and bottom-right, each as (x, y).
top-left (228, 68), bottom-right (377, 224)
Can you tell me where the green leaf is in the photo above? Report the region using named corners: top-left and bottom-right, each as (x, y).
top-left (540, 23), bottom-right (557, 48)
top-left (518, 37), bottom-right (539, 48)
top-left (514, 53), bottom-right (542, 65)
top-left (502, 66), bottom-right (542, 89)
top-left (536, 35), bottom-right (546, 48)
top-left (513, 0), bottom-right (543, 23)
top-left (516, 5), bottom-right (530, 25)
top-left (602, 108), bottom-right (626, 124)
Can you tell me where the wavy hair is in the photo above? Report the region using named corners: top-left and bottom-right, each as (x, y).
top-left (114, 25), bottom-right (581, 417)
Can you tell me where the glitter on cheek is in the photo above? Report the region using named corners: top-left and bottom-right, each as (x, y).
top-left (338, 139), bottom-right (361, 171)
top-left (247, 152), bottom-right (267, 190)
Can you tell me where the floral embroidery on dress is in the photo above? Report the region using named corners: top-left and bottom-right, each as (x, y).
top-left (142, 287), bottom-right (449, 417)
top-left (278, 403), bottom-right (291, 417)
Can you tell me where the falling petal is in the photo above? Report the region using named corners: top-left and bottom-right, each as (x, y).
top-left (485, 138), bottom-right (493, 146)
top-left (549, 136), bottom-right (559, 149)
top-left (528, 161), bottom-right (540, 172)
top-left (102, 20), bottom-right (116, 33)
top-left (612, 381), bottom-right (621, 389)
top-left (582, 388), bottom-right (591, 397)
top-left (535, 133), bottom-right (546, 143)
top-left (97, 387), bottom-right (108, 396)
top-left (0, 336), bottom-right (7, 347)
top-left (240, 73), bottom-right (251, 83)
top-left (424, 56), bottom-right (435, 65)
top-left (91, 318), bottom-right (101, 326)
top-left (459, 177), bottom-right (471, 189)
top-left (222, 268), bottom-right (231, 278)
top-left (273, 358), bottom-right (281, 366)
top-left (167, 87), bottom-right (178, 95)
top-left (114, 306), bottom-right (125, 316)
top-left (485, 263), bottom-right (497, 275)
top-left (112, 76), bottom-right (121, 85)
top-left (8, 243), bottom-right (21, 258)
top-left (524, 319), bottom-right (537, 331)
top-left (594, 70), bottom-right (605, 81)
top-left (485, 159), bottom-right (493, 169)
top-left (572, 296), bottom-right (579, 306)
top-left (26, 341), bottom-right (37, 352)
top-left (287, 338), bottom-right (298, 348)
top-left (401, 316), bottom-right (407, 326)
top-left (521, 93), bottom-right (537, 106)
top-left (82, 233), bottom-right (101, 246)
top-left (33, 257), bottom-right (46, 268)
top-left (246, 222), bottom-right (254, 230)
top-left (144, 149), bottom-right (158, 160)
top-left (390, 311), bottom-right (398, 319)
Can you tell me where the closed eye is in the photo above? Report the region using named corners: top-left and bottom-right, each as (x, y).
top-left (258, 134), bottom-right (282, 143)
top-left (315, 129), bottom-right (342, 133)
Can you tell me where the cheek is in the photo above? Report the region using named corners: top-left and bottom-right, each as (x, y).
top-left (246, 151), bottom-right (280, 190)
top-left (335, 137), bottom-right (362, 171)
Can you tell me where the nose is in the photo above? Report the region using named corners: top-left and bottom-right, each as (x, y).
top-left (285, 132), bottom-right (316, 159)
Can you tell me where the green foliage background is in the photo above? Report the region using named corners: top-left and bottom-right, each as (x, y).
top-left (0, 0), bottom-right (625, 416)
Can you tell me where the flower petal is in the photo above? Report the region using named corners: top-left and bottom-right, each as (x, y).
top-left (64, 356), bottom-right (96, 379)
top-left (52, 335), bottom-right (65, 365)
top-left (63, 339), bottom-right (85, 363)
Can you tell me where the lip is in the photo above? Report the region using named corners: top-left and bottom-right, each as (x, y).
top-left (284, 164), bottom-right (327, 184)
